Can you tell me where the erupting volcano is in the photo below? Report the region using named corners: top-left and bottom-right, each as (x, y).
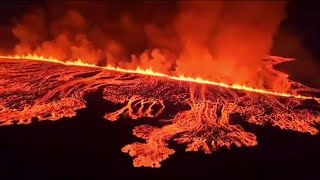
top-left (1, 1), bottom-right (320, 171)
top-left (0, 54), bottom-right (319, 168)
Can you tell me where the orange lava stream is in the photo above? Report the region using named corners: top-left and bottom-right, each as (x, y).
top-left (0, 54), bottom-right (318, 101)
top-left (1, 54), bottom-right (320, 168)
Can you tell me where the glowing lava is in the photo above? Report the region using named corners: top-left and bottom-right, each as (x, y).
top-left (0, 55), bottom-right (319, 168)
top-left (0, 54), bottom-right (319, 101)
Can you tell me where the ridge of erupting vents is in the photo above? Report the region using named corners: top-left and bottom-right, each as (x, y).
top-left (1, 54), bottom-right (320, 101)
top-left (0, 56), bottom-right (320, 168)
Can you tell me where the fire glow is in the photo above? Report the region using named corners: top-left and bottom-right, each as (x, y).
top-left (1, 1), bottom-right (320, 169)
top-left (1, 54), bottom-right (319, 101)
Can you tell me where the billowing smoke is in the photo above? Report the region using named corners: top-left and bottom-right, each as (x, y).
top-left (9, 1), bottom-right (287, 87)
top-left (174, 1), bottom-right (286, 86)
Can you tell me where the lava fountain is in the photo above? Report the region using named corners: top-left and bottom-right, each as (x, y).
top-left (0, 55), bottom-right (319, 168)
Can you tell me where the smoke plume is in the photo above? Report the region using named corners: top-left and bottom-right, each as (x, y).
top-left (9, 1), bottom-right (287, 87)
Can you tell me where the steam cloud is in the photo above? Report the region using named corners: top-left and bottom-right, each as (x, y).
top-left (10, 1), bottom-right (286, 87)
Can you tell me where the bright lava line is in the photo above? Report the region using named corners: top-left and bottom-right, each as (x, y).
top-left (0, 54), bottom-right (319, 101)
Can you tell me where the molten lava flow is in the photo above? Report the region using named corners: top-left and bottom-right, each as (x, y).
top-left (0, 55), bottom-right (320, 168)
top-left (0, 54), bottom-right (319, 101)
